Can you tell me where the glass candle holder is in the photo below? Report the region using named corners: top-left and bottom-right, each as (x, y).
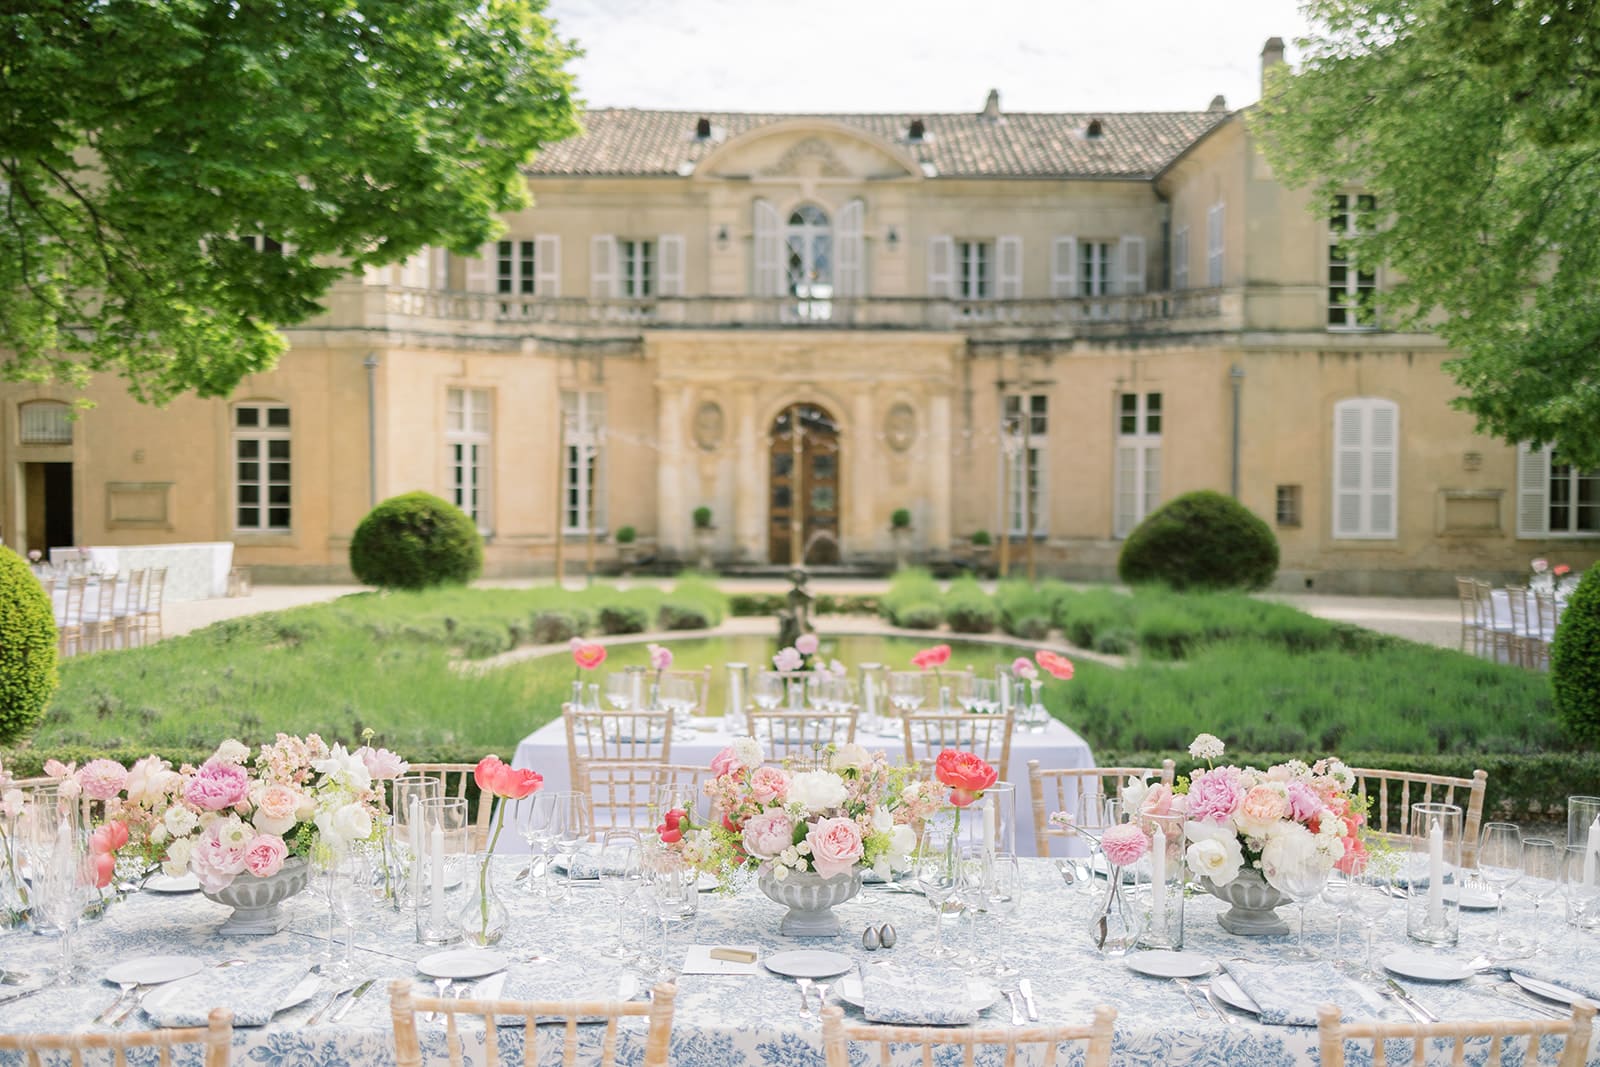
top-left (1567, 796), bottom-right (1600, 928)
top-left (952, 783), bottom-right (1016, 865)
top-left (392, 775), bottom-right (443, 911)
top-left (857, 662), bottom-right (887, 733)
top-left (724, 662), bottom-right (749, 718)
top-left (1405, 802), bottom-right (1462, 947)
top-left (1137, 811), bottom-right (1186, 951)
top-left (415, 797), bottom-right (468, 946)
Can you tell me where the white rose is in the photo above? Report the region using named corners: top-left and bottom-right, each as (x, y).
top-left (732, 737), bottom-right (764, 769)
top-left (1185, 834), bottom-right (1245, 887)
top-left (163, 805), bottom-right (199, 837)
top-left (887, 824), bottom-right (917, 867)
top-left (829, 743), bottom-right (871, 772)
top-left (316, 802), bottom-right (372, 849)
top-left (773, 864), bottom-right (789, 881)
top-left (149, 824), bottom-right (169, 845)
top-left (164, 836), bottom-right (195, 877)
top-left (1120, 776), bottom-right (1148, 816)
top-left (787, 771), bottom-right (848, 814)
top-left (1260, 822), bottom-right (1323, 893)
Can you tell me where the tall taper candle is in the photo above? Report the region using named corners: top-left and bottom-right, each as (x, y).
top-left (1426, 817), bottom-right (1445, 927)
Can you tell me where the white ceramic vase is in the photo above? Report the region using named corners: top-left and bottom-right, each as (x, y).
top-left (202, 857), bottom-right (310, 935)
top-left (757, 866), bottom-right (862, 937)
top-left (1202, 867), bottom-right (1290, 936)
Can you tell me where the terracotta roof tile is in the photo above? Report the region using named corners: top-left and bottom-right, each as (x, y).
top-left (526, 109), bottom-right (1230, 180)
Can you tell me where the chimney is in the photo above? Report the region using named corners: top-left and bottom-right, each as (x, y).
top-left (1260, 37), bottom-right (1286, 94)
top-left (1208, 94), bottom-right (1228, 113)
top-left (980, 89), bottom-right (1002, 124)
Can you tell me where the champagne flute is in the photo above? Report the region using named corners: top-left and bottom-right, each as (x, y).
top-left (1521, 837), bottom-right (1561, 951)
top-left (986, 853), bottom-right (1022, 977)
top-left (598, 831), bottom-right (642, 959)
top-left (1321, 867), bottom-right (1358, 954)
top-left (517, 791), bottom-right (559, 888)
top-left (914, 825), bottom-right (960, 960)
top-left (1276, 862), bottom-right (1329, 960)
top-left (1352, 864), bottom-right (1393, 977)
top-left (1476, 822), bottom-right (1524, 955)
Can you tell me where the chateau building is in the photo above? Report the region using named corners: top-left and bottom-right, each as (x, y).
top-left (3, 41), bottom-right (1595, 593)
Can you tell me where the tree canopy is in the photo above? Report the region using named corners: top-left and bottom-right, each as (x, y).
top-left (0, 0), bottom-right (579, 403)
top-left (1254, 0), bottom-right (1600, 468)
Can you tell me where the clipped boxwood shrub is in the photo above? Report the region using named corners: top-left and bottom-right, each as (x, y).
top-left (0, 546), bottom-right (58, 744)
top-left (1118, 490), bottom-right (1279, 591)
top-left (996, 580), bottom-right (1053, 640)
top-left (349, 491), bottom-right (483, 590)
top-left (529, 610), bottom-right (583, 645)
top-left (882, 568), bottom-right (943, 628)
top-left (1553, 567), bottom-right (1600, 745)
top-left (943, 576), bottom-right (996, 634)
top-left (895, 603), bottom-right (943, 630)
top-left (657, 603), bottom-right (712, 630)
top-left (598, 605), bottom-right (648, 634)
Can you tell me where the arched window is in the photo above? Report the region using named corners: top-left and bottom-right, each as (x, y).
top-left (784, 205), bottom-right (832, 298)
top-left (19, 401), bottom-right (71, 445)
top-left (232, 402), bottom-right (291, 531)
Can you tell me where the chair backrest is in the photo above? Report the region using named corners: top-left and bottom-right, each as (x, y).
top-left (1316, 999), bottom-right (1593, 1067)
top-left (85, 575), bottom-right (117, 622)
top-left (1455, 577), bottom-right (1483, 629)
top-left (0, 1007), bottom-right (233, 1066)
top-left (563, 705), bottom-right (673, 808)
top-left (821, 1003), bottom-right (1116, 1067)
top-left (1505, 584), bottom-right (1531, 637)
top-left (1534, 588), bottom-right (1561, 636)
top-left (61, 574), bottom-right (87, 626)
top-left (660, 666), bottom-right (712, 714)
top-left (581, 760), bottom-right (711, 838)
top-left (145, 567), bottom-right (168, 613)
top-left (406, 763), bottom-right (497, 851)
top-left (1348, 765), bottom-right (1487, 867)
top-left (389, 979), bottom-right (676, 1067)
top-left (903, 710), bottom-right (1014, 781)
top-left (122, 569), bottom-right (148, 615)
top-left (746, 709), bottom-right (858, 760)
top-left (1027, 759), bottom-right (1177, 855)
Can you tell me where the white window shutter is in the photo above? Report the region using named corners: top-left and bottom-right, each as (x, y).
top-left (1172, 228), bottom-right (1189, 290)
top-left (1368, 401), bottom-right (1397, 536)
top-left (1118, 236), bottom-right (1146, 295)
top-left (431, 247), bottom-right (450, 290)
top-left (466, 244), bottom-right (492, 293)
top-left (1114, 444), bottom-right (1138, 538)
top-left (753, 199), bottom-right (781, 297)
top-left (590, 235), bottom-right (616, 298)
top-left (1207, 204), bottom-right (1225, 286)
top-left (657, 234), bottom-right (685, 296)
top-left (1333, 400), bottom-right (1365, 537)
top-left (1051, 237), bottom-right (1078, 298)
top-left (535, 235), bottom-right (560, 297)
top-left (836, 199), bottom-right (865, 297)
top-left (1143, 443), bottom-right (1161, 517)
top-left (927, 235), bottom-right (954, 298)
top-left (996, 235), bottom-right (1022, 299)
top-left (1517, 443), bottom-right (1550, 537)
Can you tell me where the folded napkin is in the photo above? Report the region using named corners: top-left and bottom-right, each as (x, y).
top-left (469, 966), bottom-right (636, 1026)
top-left (1221, 960), bottom-right (1375, 1027)
top-left (862, 963), bottom-right (979, 1026)
top-left (143, 961), bottom-right (313, 1028)
top-left (1508, 964), bottom-right (1600, 1003)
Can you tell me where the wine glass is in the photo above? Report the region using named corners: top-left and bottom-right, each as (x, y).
top-left (1276, 862), bottom-right (1330, 960)
top-left (27, 788), bottom-right (93, 985)
top-left (753, 672), bottom-right (784, 711)
top-left (1561, 844), bottom-right (1600, 931)
top-left (985, 853), bottom-right (1022, 977)
top-left (1520, 837), bottom-right (1561, 950)
top-left (1476, 822), bottom-right (1525, 955)
top-left (970, 678), bottom-right (998, 715)
top-left (598, 831), bottom-right (643, 960)
top-left (517, 791), bottom-right (560, 888)
top-left (954, 673), bottom-right (978, 713)
top-left (889, 671), bottom-right (926, 715)
top-left (318, 845), bottom-right (369, 980)
top-left (1321, 867), bottom-right (1359, 954)
top-left (1352, 863), bottom-right (1394, 976)
top-left (659, 677), bottom-right (697, 740)
top-left (914, 825), bottom-right (960, 960)
top-left (605, 672), bottom-right (635, 711)
top-left (549, 792), bottom-right (592, 899)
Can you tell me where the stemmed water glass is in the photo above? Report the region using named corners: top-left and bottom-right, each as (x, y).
top-left (1352, 864), bottom-right (1394, 976)
top-left (598, 831), bottom-right (643, 960)
top-left (1520, 837), bottom-right (1561, 950)
top-left (27, 787), bottom-right (93, 985)
top-left (1477, 822), bottom-right (1525, 955)
top-left (1321, 867), bottom-right (1359, 954)
top-left (970, 678), bottom-right (998, 715)
top-left (517, 791), bottom-right (560, 889)
top-left (605, 672), bottom-right (635, 711)
top-left (753, 672), bottom-right (784, 712)
top-left (660, 677), bottom-right (698, 740)
top-left (914, 824), bottom-right (960, 960)
top-left (984, 852), bottom-right (1022, 977)
top-left (889, 672), bottom-right (926, 716)
top-left (318, 844), bottom-right (371, 980)
top-left (1276, 863), bottom-right (1330, 960)
top-left (548, 792), bottom-right (592, 899)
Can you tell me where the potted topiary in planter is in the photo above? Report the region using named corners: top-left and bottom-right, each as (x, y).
top-left (615, 525), bottom-right (637, 575)
top-left (969, 529), bottom-right (993, 575)
top-left (692, 506), bottom-right (715, 572)
top-left (890, 508), bottom-right (913, 570)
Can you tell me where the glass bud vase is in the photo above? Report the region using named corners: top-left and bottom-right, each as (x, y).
top-left (456, 852), bottom-right (509, 947)
top-left (0, 812), bottom-right (29, 929)
top-left (1087, 865), bottom-right (1145, 956)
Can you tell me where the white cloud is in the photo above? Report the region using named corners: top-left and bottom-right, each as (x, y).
top-left (547, 0), bottom-right (1313, 113)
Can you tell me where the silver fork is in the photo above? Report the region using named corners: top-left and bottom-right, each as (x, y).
top-left (1181, 978), bottom-right (1235, 1027)
top-left (1171, 977), bottom-right (1208, 1021)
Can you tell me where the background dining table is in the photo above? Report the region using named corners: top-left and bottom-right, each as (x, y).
top-left (0, 858), bottom-right (1594, 1067)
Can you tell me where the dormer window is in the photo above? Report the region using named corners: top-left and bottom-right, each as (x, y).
top-left (906, 119), bottom-right (927, 143)
top-left (1085, 119), bottom-right (1104, 140)
top-left (694, 117), bottom-right (712, 140)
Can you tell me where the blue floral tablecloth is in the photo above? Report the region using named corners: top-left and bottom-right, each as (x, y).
top-left (0, 859), bottom-right (1595, 1066)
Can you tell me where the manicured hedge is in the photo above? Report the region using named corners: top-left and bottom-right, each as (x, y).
top-left (1118, 490), bottom-right (1279, 591)
top-left (943, 575), bottom-right (997, 633)
top-left (1553, 568), bottom-right (1600, 745)
top-left (349, 491), bottom-right (483, 590)
top-left (0, 546), bottom-right (58, 744)
top-left (880, 568), bottom-right (943, 629)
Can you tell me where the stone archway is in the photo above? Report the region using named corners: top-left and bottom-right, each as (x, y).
top-left (768, 403), bottom-right (841, 564)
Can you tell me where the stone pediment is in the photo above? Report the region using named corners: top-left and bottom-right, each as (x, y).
top-left (760, 138), bottom-right (851, 179)
top-left (693, 120), bottom-right (923, 182)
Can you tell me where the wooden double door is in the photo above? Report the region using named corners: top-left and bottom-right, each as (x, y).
top-left (769, 404), bottom-right (841, 564)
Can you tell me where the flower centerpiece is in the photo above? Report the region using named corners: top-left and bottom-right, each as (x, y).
top-left (662, 737), bottom-right (931, 935)
top-left (1172, 733), bottom-right (1364, 936)
top-left (1530, 558), bottom-right (1582, 599)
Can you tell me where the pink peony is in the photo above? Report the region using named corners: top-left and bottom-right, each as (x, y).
top-left (749, 766), bottom-right (789, 804)
top-left (43, 759), bottom-right (76, 780)
top-left (358, 746), bottom-right (407, 781)
top-left (773, 647), bottom-right (803, 673)
top-left (741, 810), bottom-right (795, 860)
top-left (243, 834), bottom-right (288, 878)
top-left (183, 760), bottom-right (251, 811)
top-left (806, 816), bottom-right (865, 878)
top-left (1285, 781), bottom-right (1323, 822)
top-left (1101, 823), bottom-right (1149, 868)
top-left (76, 759), bottom-right (129, 801)
top-left (710, 746), bottom-right (741, 778)
top-left (1011, 657), bottom-right (1038, 681)
top-left (648, 643), bottom-right (673, 671)
top-left (189, 822), bottom-right (251, 893)
top-left (1185, 768), bottom-right (1245, 823)
top-left (795, 633), bottom-right (819, 656)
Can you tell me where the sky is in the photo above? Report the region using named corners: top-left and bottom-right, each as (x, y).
top-left (543, 0), bottom-right (1315, 114)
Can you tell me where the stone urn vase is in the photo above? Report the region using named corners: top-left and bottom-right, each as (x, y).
top-left (757, 866), bottom-right (862, 937)
top-left (1201, 868), bottom-right (1291, 936)
top-left (202, 857), bottom-right (310, 935)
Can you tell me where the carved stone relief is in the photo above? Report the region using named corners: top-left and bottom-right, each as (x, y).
top-left (884, 402), bottom-right (917, 452)
top-left (693, 401), bottom-right (726, 452)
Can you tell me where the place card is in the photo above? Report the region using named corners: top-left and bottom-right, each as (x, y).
top-left (682, 944), bottom-right (761, 975)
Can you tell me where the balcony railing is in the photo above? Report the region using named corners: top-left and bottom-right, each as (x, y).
top-left (357, 287), bottom-right (1230, 335)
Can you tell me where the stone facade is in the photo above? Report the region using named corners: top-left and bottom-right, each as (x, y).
top-left (2, 48), bottom-right (1594, 592)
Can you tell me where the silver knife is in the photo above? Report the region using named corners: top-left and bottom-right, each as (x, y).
top-left (330, 978), bottom-right (376, 1023)
top-left (0, 985), bottom-right (45, 1008)
top-left (1384, 978), bottom-right (1438, 1023)
top-left (1018, 978), bottom-right (1039, 1021)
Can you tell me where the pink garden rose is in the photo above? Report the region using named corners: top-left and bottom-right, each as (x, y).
top-left (741, 810), bottom-right (795, 860)
top-left (76, 759), bottom-right (129, 802)
top-left (806, 816), bottom-right (865, 878)
top-left (773, 647), bottom-right (803, 673)
top-left (749, 766), bottom-right (789, 804)
top-left (1139, 783), bottom-right (1178, 817)
top-left (183, 760), bottom-right (252, 811)
top-left (795, 633), bottom-right (819, 656)
top-left (243, 834), bottom-right (288, 878)
top-left (1011, 657), bottom-right (1038, 681)
top-left (1235, 783), bottom-right (1292, 838)
top-left (189, 821), bottom-right (252, 893)
top-left (1101, 823), bottom-right (1149, 868)
top-left (710, 746), bottom-right (742, 778)
top-left (252, 783), bottom-right (304, 836)
top-left (1284, 780), bottom-right (1323, 822)
top-left (1185, 768), bottom-right (1245, 823)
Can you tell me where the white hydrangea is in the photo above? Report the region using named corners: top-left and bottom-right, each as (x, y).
top-left (163, 805), bottom-right (199, 838)
top-left (732, 737), bottom-right (763, 769)
top-left (214, 739), bottom-right (251, 765)
top-left (1188, 733), bottom-right (1225, 762)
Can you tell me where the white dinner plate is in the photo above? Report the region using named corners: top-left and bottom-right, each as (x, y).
top-left (1125, 951), bottom-right (1216, 979)
top-left (141, 973), bottom-right (321, 1018)
top-left (1210, 974), bottom-right (1261, 1015)
top-left (417, 949), bottom-right (510, 980)
top-left (1382, 951), bottom-right (1474, 982)
top-left (763, 950), bottom-right (854, 979)
top-left (1457, 887), bottom-right (1499, 910)
top-left (1511, 973), bottom-right (1587, 1007)
top-left (834, 973), bottom-right (1002, 1015)
top-left (144, 873), bottom-right (201, 894)
top-left (104, 956), bottom-right (204, 985)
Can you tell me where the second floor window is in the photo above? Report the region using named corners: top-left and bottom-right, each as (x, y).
top-left (233, 403), bottom-right (290, 532)
top-left (497, 240), bottom-right (537, 295)
top-left (619, 240), bottom-right (655, 298)
top-left (1206, 204), bottom-right (1225, 287)
top-left (1079, 241), bottom-right (1112, 297)
top-left (446, 388), bottom-right (491, 532)
top-left (1114, 391), bottom-right (1162, 538)
top-left (957, 240), bottom-right (992, 299)
top-left (1329, 194), bottom-right (1378, 329)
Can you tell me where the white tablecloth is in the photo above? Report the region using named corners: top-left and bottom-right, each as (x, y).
top-left (508, 715), bottom-right (1095, 857)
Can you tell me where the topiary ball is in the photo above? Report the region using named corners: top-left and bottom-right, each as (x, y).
top-left (1553, 567), bottom-right (1600, 746)
top-left (1117, 490), bottom-right (1279, 591)
top-left (0, 546), bottom-right (59, 744)
top-left (349, 491), bottom-right (483, 590)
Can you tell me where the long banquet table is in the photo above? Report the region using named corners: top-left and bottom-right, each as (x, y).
top-left (1, 859), bottom-right (1595, 1067)
top-left (508, 715), bottom-right (1095, 857)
